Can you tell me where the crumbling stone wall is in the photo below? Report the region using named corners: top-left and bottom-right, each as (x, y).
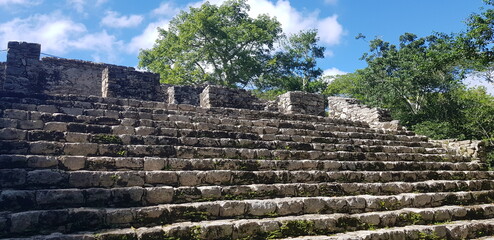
top-left (432, 139), bottom-right (487, 160)
top-left (327, 96), bottom-right (403, 130)
top-left (200, 85), bottom-right (264, 110)
top-left (168, 85), bottom-right (205, 105)
top-left (3, 42), bottom-right (41, 93)
top-left (278, 91), bottom-right (325, 116)
top-left (102, 66), bottom-right (161, 101)
top-left (39, 58), bottom-right (112, 96)
top-left (1, 41), bottom-right (163, 101)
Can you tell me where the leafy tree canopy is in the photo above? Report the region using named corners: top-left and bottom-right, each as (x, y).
top-left (139, 0), bottom-right (282, 88)
top-left (138, 0), bottom-right (327, 93)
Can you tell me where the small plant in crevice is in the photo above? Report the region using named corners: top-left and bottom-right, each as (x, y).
top-left (117, 150), bottom-right (127, 156)
top-left (417, 231), bottom-right (445, 240)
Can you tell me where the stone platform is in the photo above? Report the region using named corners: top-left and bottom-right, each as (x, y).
top-left (0, 41), bottom-right (493, 240)
top-left (0, 91), bottom-right (493, 240)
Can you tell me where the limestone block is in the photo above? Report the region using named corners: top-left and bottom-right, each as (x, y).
top-left (85, 188), bottom-right (111, 205)
top-left (27, 155), bottom-right (58, 168)
top-left (276, 199), bottom-right (304, 216)
top-left (199, 186), bottom-right (222, 199)
top-left (27, 169), bottom-right (66, 186)
top-left (145, 171), bottom-right (178, 185)
top-left (64, 143), bottom-right (98, 156)
top-left (246, 200), bottom-right (277, 216)
top-left (219, 201), bottom-right (246, 217)
top-left (177, 171), bottom-right (203, 186)
top-left (198, 221), bottom-right (233, 239)
top-left (303, 198), bottom-right (327, 214)
top-left (278, 91), bottom-right (325, 116)
top-left (112, 187), bottom-right (144, 204)
top-left (60, 156), bottom-right (86, 170)
top-left (145, 186), bottom-right (174, 204)
top-left (0, 128), bottom-right (25, 140)
top-left (106, 209), bottom-right (134, 225)
top-left (36, 189), bottom-right (84, 206)
top-left (9, 211), bottom-right (40, 233)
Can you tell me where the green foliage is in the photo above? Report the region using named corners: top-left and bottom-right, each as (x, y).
top-left (412, 121), bottom-right (461, 140)
top-left (323, 72), bottom-right (362, 97)
top-left (91, 134), bottom-right (123, 144)
top-left (139, 1), bottom-right (326, 95)
top-left (327, 26), bottom-right (494, 141)
top-left (139, 0), bottom-right (282, 87)
top-left (258, 30), bottom-right (326, 92)
top-left (252, 88), bottom-right (287, 101)
top-left (417, 231), bottom-right (445, 240)
top-left (267, 220), bottom-right (316, 239)
top-left (398, 212), bottom-right (423, 225)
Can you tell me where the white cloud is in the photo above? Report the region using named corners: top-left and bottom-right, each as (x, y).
top-left (317, 15), bottom-right (343, 45)
top-left (152, 2), bottom-right (181, 17)
top-left (323, 67), bottom-right (347, 76)
top-left (0, 12), bottom-right (86, 54)
top-left (324, 50), bottom-right (334, 58)
top-left (127, 20), bottom-right (169, 54)
top-left (101, 11), bottom-right (144, 28)
top-left (69, 30), bottom-right (124, 62)
top-left (0, 12), bottom-right (123, 63)
top-left (184, 0), bottom-right (344, 45)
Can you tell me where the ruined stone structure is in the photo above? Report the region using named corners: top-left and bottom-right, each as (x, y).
top-left (1, 42), bottom-right (494, 240)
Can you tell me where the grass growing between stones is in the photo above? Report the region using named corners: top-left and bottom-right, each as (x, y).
top-left (417, 232), bottom-right (445, 240)
top-left (91, 134), bottom-right (123, 144)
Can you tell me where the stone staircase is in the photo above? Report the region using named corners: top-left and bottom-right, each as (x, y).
top-left (1, 91), bottom-right (494, 240)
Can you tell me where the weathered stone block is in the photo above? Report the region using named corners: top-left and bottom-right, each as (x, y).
top-left (278, 91), bottom-right (325, 116)
top-left (200, 85), bottom-right (264, 110)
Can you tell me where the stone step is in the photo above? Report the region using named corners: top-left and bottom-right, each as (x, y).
top-left (2, 169), bottom-right (493, 189)
top-left (0, 126), bottom-right (438, 150)
top-left (7, 204), bottom-right (494, 239)
top-left (0, 128), bottom-right (449, 155)
top-left (0, 97), bottom-right (422, 139)
top-left (0, 93), bottom-right (372, 129)
top-left (0, 108), bottom-right (427, 143)
top-left (2, 180), bottom-right (493, 211)
top-left (0, 155), bottom-right (485, 171)
top-left (302, 218), bottom-right (494, 240)
top-left (0, 140), bottom-right (467, 162)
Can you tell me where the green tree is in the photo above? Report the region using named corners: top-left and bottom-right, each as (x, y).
top-left (139, 0), bottom-right (282, 87)
top-left (273, 30), bottom-right (325, 92)
top-left (459, 0), bottom-right (494, 74)
top-left (344, 33), bottom-right (463, 125)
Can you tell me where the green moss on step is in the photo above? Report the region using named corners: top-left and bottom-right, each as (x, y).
top-left (91, 134), bottom-right (123, 144)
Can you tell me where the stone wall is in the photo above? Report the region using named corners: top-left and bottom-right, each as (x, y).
top-left (39, 57), bottom-right (113, 97)
top-left (102, 66), bottom-right (161, 101)
top-left (168, 85), bottom-right (205, 105)
top-left (200, 85), bottom-right (264, 110)
top-left (432, 139), bottom-right (488, 160)
top-left (278, 91), bottom-right (325, 116)
top-left (3, 42), bottom-right (41, 93)
top-left (327, 96), bottom-right (403, 130)
top-left (1, 41), bottom-right (163, 101)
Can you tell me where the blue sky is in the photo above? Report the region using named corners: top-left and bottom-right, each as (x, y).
top-left (0, 0), bottom-right (492, 93)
